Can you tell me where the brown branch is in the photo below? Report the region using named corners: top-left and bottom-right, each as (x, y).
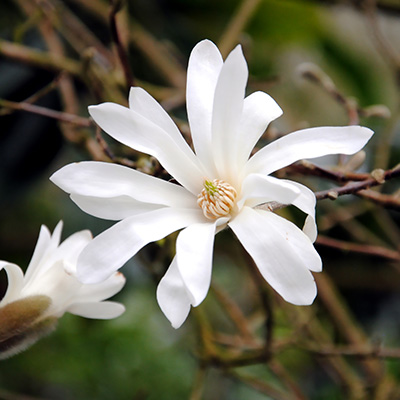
top-left (217, 0), bottom-right (262, 58)
top-left (210, 284), bottom-right (255, 343)
top-left (304, 344), bottom-right (400, 360)
top-left (0, 39), bottom-right (81, 76)
top-left (228, 369), bottom-right (292, 400)
top-left (289, 160), bottom-right (370, 182)
top-left (316, 235), bottom-right (400, 261)
top-left (314, 273), bottom-right (390, 386)
top-left (357, 189), bottom-right (400, 209)
top-left (315, 165), bottom-right (400, 202)
top-left (0, 99), bottom-right (92, 127)
top-left (109, 0), bottom-right (134, 89)
top-left (94, 126), bottom-right (135, 167)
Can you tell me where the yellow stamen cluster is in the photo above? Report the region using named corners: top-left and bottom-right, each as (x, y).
top-left (197, 179), bottom-right (237, 220)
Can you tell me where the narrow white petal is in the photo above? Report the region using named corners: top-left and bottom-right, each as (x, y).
top-left (246, 126), bottom-right (374, 175)
top-left (129, 87), bottom-right (184, 146)
top-left (24, 224), bottom-right (51, 281)
top-left (156, 257), bottom-right (192, 329)
top-left (22, 262), bottom-right (79, 312)
top-left (77, 208), bottom-right (204, 284)
top-left (67, 301), bottom-right (125, 319)
top-left (0, 262), bottom-right (24, 304)
top-left (229, 207), bottom-right (321, 305)
top-left (88, 103), bottom-right (204, 194)
top-left (51, 161), bottom-right (196, 209)
top-left (237, 91), bottom-right (282, 169)
top-left (279, 180), bottom-right (318, 243)
top-left (50, 221), bottom-right (63, 248)
top-left (75, 272), bottom-right (126, 302)
top-left (186, 39), bottom-right (223, 171)
top-left (238, 174), bottom-right (301, 209)
top-left (70, 194), bottom-right (162, 221)
top-left (212, 45), bottom-right (248, 181)
top-left (176, 221), bottom-right (217, 306)
top-left (54, 230), bottom-right (93, 273)
top-left (24, 222), bottom-right (64, 286)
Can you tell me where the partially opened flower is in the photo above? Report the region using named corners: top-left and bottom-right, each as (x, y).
top-left (0, 221), bottom-right (125, 359)
top-left (51, 40), bottom-right (373, 328)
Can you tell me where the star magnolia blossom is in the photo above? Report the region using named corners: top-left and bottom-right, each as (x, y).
top-left (0, 222), bottom-right (125, 358)
top-left (51, 40), bottom-right (373, 328)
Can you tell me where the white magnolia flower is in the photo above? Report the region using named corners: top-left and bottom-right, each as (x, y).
top-left (51, 40), bottom-right (373, 328)
top-left (0, 221), bottom-right (125, 358)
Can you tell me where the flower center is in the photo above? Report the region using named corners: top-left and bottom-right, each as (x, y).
top-left (197, 179), bottom-right (237, 220)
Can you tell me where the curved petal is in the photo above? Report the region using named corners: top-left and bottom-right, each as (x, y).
top-left (229, 207), bottom-right (321, 305)
top-left (238, 174), bottom-right (301, 209)
top-left (129, 87), bottom-right (185, 147)
top-left (156, 257), bottom-right (192, 329)
top-left (212, 45), bottom-right (248, 182)
top-left (67, 301), bottom-right (125, 319)
top-left (77, 207), bottom-right (204, 284)
top-left (75, 272), bottom-right (126, 303)
top-left (186, 39), bottom-right (223, 172)
top-left (279, 180), bottom-right (318, 243)
top-left (176, 221), bottom-right (218, 306)
top-left (25, 231), bottom-right (91, 285)
top-left (51, 161), bottom-right (196, 209)
top-left (236, 91), bottom-right (282, 169)
top-left (88, 103), bottom-right (204, 194)
top-left (22, 262), bottom-right (80, 314)
top-left (24, 224), bottom-right (51, 281)
top-left (246, 126), bottom-right (374, 176)
top-left (54, 230), bottom-right (92, 273)
top-left (0, 262), bottom-right (24, 305)
top-left (25, 222), bottom-right (64, 283)
top-left (70, 194), bottom-right (163, 221)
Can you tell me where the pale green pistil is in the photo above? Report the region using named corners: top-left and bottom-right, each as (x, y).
top-left (197, 179), bottom-right (237, 219)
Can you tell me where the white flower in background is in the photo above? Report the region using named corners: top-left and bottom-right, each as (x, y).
top-left (51, 40), bottom-right (373, 328)
top-left (0, 221), bottom-right (125, 359)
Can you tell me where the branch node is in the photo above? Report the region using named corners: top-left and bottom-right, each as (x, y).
top-left (327, 191), bottom-right (339, 200)
top-left (371, 168), bottom-right (386, 184)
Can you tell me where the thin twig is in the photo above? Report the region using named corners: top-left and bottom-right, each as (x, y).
top-left (304, 344), bottom-right (400, 360)
top-left (109, 0), bottom-right (134, 89)
top-left (315, 165), bottom-right (400, 202)
top-left (0, 99), bottom-right (92, 127)
top-left (218, 0), bottom-right (262, 58)
top-left (0, 39), bottom-right (81, 76)
top-left (316, 235), bottom-right (400, 261)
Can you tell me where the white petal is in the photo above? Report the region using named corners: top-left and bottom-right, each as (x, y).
top-left (279, 180), bottom-right (318, 243)
top-left (23, 224), bottom-right (51, 282)
top-left (246, 126), bottom-right (374, 176)
top-left (212, 45), bottom-right (248, 181)
top-left (53, 230), bottom-right (92, 273)
top-left (70, 194), bottom-right (162, 221)
top-left (88, 103), bottom-right (204, 194)
top-left (156, 257), bottom-right (192, 329)
top-left (186, 39), bottom-right (223, 171)
top-left (22, 262), bottom-right (80, 312)
top-left (236, 91), bottom-right (282, 169)
top-left (75, 272), bottom-right (126, 303)
top-left (176, 221), bottom-right (217, 306)
top-left (229, 207), bottom-right (321, 305)
top-left (67, 301), bottom-right (125, 319)
top-left (77, 208), bottom-right (204, 284)
top-left (129, 87), bottom-right (184, 146)
top-left (24, 222), bottom-right (64, 286)
top-left (238, 174), bottom-right (301, 209)
top-left (0, 262), bottom-right (24, 304)
top-left (51, 161), bottom-right (196, 209)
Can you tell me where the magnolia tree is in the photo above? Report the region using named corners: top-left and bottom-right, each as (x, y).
top-left (1, 0), bottom-right (400, 399)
